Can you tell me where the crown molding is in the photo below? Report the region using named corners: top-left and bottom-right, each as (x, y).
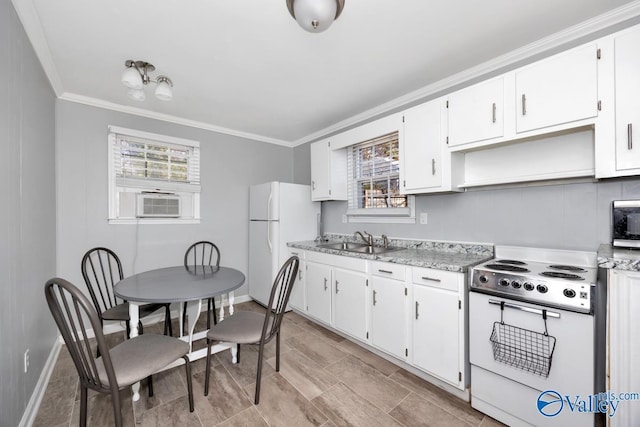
top-left (291, 0), bottom-right (640, 147)
top-left (59, 93), bottom-right (293, 147)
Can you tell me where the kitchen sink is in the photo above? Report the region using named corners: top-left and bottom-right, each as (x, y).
top-left (317, 242), bottom-right (403, 254)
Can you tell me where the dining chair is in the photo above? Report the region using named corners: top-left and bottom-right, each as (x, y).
top-left (45, 277), bottom-right (194, 427)
top-left (183, 241), bottom-right (221, 332)
top-left (204, 255), bottom-right (299, 404)
top-left (81, 247), bottom-right (173, 344)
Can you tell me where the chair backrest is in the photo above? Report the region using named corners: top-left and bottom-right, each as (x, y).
top-left (184, 241), bottom-right (220, 268)
top-left (81, 247), bottom-right (124, 315)
top-left (44, 277), bottom-right (118, 394)
top-left (261, 256), bottom-right (299, 343)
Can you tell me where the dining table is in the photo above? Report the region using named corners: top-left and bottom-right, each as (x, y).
top-left (114, 264), bottom-right (245, 401)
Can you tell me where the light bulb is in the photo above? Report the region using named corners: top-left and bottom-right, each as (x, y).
top-left (293, 0), bottom-right (338, 33)
top-left (121, 66), bottom-right (143, 89)
top-left (127, 88), bottom-right (146, 101)
top-left (155, 77), bottom-right (173, 101)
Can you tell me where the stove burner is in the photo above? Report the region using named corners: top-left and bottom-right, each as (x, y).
top-left (540, 271), bottom-right (584, 280)
top-left (485, 264), bottom-right (530, 273)
top-left (548, 264), bottom-right (587, 273)
top-left (494, 259), bottom-right (528, 265)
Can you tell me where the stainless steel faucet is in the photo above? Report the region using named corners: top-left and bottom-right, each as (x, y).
top-left (381, 234), bottom-right (389, 248)
top-left (354, 231), bottom-right (374, 246)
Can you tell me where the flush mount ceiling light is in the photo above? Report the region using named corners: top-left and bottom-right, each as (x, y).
top-left (286, 0), bottom-right (345, 33)
top-left (121, 60), bottom-right (173, 101)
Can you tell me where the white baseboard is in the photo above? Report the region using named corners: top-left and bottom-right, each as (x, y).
top-left (19, 337), bottom-right (63, 427)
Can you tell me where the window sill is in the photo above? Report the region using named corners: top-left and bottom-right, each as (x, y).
top-left (108, 218), bottom-right (200, 225)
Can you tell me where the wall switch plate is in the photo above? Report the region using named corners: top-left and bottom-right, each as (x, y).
top-left (342, 214), bottom-right (347, 223)
top-left (24, 349), bottom-right (29, 373)
top-left (420, 212), bottom-right (428, 224)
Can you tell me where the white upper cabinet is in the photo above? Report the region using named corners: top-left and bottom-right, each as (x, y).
top-left (309, 139), bottom-right (347, 201)
top-left (515, 43), bottom-right (599, 133)
top-left (448, 77), bottom-right (505, 147)
top-left (400, 99), bottom-right (463, 194)
top-left (614, 26), bottom-right (640, 172)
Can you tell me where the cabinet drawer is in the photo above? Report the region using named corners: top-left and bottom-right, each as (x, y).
top-left (306, 250), bottom-right (367, 272)
top-left (411, 267), bottom-right (460, 292)
top-left (371, 261), bottom-right (406, 280)
top-left (288, 248), bottom-right (305, 260)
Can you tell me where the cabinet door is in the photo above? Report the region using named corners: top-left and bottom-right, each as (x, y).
top-left (515, 43), bottom-right (598, 133)
top-left (333, 268), bottom-right (368, 341)
top-left (288, 259), bottom-right (305, 311)
top-left (448, 77), bottom-right (504, 147)
top-left (413, 284), bottom-right (460, 385)
top-left (310, 140), bottom-right (331, 200)
top-left (371, 276), bottom-right (406, 359)
top-left (401, 100), bottom-right (443, 192)
top-left (615, 28), bottom-right (640, 171)
top-left (305, 262), bottom-right (332, 324)
top-left (608, 270), bottom-right (640, 427)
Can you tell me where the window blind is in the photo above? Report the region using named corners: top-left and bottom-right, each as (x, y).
top-left (347, 131), bottom-right (407, 211)
top-left (111, 133), bottom-right (201, 193)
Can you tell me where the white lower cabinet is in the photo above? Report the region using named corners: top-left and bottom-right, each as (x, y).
top-left (293, 250), bottom-right (467, 391)
top-left (607, 269), bottom-right (640, 427)
top-left (333, 268), bottom-right (368, 341)
top-left (305, 261), bottom-right (332, 324)
top-left (370, 262), bottom-right (407, 359)
top-left (411, 267), bottom-right (466, 388)
top-left (287, 249), bottom-right (305, 311)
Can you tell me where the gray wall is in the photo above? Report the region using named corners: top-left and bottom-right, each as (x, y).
top-left (320, 178), bottom-right (640, 252)
top-left (56, 100), bottom-right (294, 299)
top-left (293, 143), bottom-right (311, 185)
top-left (0, 0), bottom-right (58, 425)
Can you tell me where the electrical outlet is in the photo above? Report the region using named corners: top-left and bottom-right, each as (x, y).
top-left (342, 214), bottom-right (347, 223)
top-left (24, 349), bottom-right (29, 373)
top-left (420, 212), bottom-right (428, 224)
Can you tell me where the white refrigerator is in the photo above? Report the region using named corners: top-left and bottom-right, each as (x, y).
top-left (249, 181), bottom-right (320, 307)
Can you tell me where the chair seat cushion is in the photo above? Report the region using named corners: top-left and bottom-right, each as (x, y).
top-left (206, 311), bottom-right (269, 344)
top-left (101, 302), bottom-right (166, 321)
top-left (97, 334), bottom-right (189, 387)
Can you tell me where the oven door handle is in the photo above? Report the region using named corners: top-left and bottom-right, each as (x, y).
top-left (489, 299), bottom-right (561, 318)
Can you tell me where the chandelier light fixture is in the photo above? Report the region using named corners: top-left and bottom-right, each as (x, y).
top-left (121, 60), bottom-right (173, 101)
top-left (286, 0), bottom-right (345, 33)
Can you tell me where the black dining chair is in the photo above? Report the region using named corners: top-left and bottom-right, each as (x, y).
top-left (183, 241), bottom-right (221, 332)
top-left (45, 277), bottom-right (194, 427)
top-left (204, 255), bottom-right (299, 404)
top-left (81, 247), bottom-right (173, 345)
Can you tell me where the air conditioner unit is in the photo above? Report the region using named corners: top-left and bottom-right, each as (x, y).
top-left (136, 193), bottom-right (181, 218)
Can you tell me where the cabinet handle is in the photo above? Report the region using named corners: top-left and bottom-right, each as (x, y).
top-left (323, 278), bottom-right (328, 291)
top-left (373, 290), bottom-right (377, 306)
top-left (312, 180), bottom-right (316, 190)
top-left (298, 270), bottom-right (302, 280)
top-left (431, 158), bottom-right (436, 176)
top-left (378, 269), bottom-right (393, 274)
top-left (415, 301), bottom-right (419, 319)
top-left (521, 94), bottom-right (527, 116)
top-left (628, 123), bottom-right (633, 150)
top-left (421, 276), bottom-right (441, 282)
top-left (335, 280), bottom-right (339, 294)
top-left (492, 102), bottom-right (496, 123)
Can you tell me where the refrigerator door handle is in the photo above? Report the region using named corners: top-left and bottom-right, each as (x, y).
top-left (267, 191), bottom-right (273, 253)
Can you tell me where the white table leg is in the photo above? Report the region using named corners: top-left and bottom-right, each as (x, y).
top-left (228, 291), bottom-right (235, 316)
top-left (218, 294), bottom-right (225, 322)
top-left (185, 300), bottom-right (202, 353)
top-left (128, 301), bottom-right (141, 402)
top-left (231, 344), bottom-right (238, 364)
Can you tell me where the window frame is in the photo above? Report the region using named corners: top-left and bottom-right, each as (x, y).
top-left (107, 126), bottom-right (201, 224)
top-left (346, 130), bottom-right (416, 224)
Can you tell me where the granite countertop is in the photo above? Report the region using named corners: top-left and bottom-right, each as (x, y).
top-left (288, 234), bottom-right (494, 273)
top-left (597, 243), bottom-right (640, 271)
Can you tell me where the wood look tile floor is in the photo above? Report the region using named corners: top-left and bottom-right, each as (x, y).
top-left (34, 302), bottom-right (505, 427)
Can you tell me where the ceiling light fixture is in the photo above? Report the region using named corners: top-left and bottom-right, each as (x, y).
top-left (286, 0), bottom-right (345, 33)
top-left (121, 60), bottom-right (173, 101)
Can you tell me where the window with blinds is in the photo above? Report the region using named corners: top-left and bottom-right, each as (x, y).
top-left (347, 131), bottom-right (410, 217)
top-left (108, 126), bottom-right (201, 222)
